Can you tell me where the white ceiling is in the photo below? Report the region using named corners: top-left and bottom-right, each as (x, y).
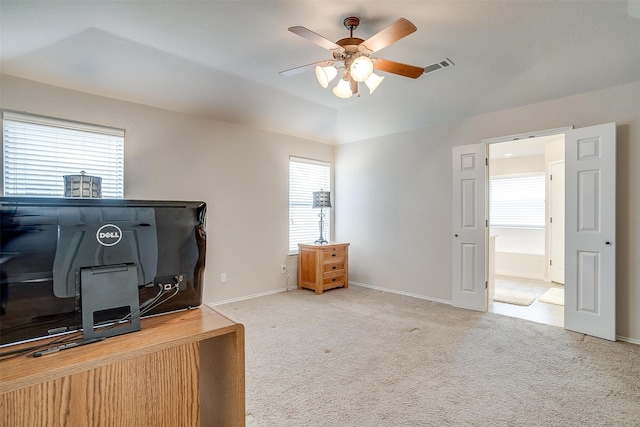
top-left (1, 1), bottom-right (639, 144)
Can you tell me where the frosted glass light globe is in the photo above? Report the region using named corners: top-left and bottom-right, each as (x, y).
top-left (350, 56), bottom-right (374, 82)
top-left (333, 78), bottom-right (353, 98)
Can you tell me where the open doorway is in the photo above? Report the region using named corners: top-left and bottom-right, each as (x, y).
top-left (487, 134), bottom-right (565, 327)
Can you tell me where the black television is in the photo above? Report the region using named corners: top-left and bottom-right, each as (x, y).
top-left (0, 197), bottom-right (206, 347)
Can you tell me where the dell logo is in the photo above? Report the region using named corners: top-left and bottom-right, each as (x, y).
top-left (96, 224), bottom-right (123, 247)
top-left (99, 231), bottom-right (119, 238)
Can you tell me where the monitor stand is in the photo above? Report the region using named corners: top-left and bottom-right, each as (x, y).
top-left (80, 264), bottom-right (141, 340)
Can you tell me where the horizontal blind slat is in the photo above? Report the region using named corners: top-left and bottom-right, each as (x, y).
top-left (289, 158), bottom-right (331, 252)
top-left (490, 173), bottom-right (545, 228)
top-left (3, 113), bottom-right (124, 198)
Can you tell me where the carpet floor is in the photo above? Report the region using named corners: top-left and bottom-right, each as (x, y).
top-left (216, 286), bottom-right (639, 426)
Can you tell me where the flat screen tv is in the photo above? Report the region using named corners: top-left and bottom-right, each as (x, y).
top-left (0, 197), bottom-right (206, 347)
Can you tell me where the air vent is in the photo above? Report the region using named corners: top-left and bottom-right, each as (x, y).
top-left (423, 58), bottom-right (454, 75)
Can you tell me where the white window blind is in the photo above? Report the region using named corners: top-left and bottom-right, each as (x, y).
top-left (490, 173), bottom-right (545, 228)
top-left (2, 112), bottom-right (124, 198)
top-left (289, 157), bottom-right (331, 253)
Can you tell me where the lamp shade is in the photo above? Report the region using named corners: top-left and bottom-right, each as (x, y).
top-left (312, 190), bottom-right (331, 208)
top-left (63, 170), bottom-right (102, 198)
top-left (350, 56), bottom-right (374, 82)
top-left (364, 73), bottom-right (385, 94)
top-left (315, 65), bottom-right (338, 88)
top-left (333, 78), bottom-right (353, 98)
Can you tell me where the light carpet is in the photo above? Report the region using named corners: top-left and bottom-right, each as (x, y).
top-left (216, 286), bottom-right (639, 426)
top-left (492, 288), bottom-right (535, 306)
top-left (539, 287), bottom-right (565, 306)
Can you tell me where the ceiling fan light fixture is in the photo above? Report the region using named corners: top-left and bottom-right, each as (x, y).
top-left (333, 78), bottom-right (353, 98)
top-left (364, 72), bottom-right (385, 94)
top-left (350, 56), bottom-right (374, 82)
top-left (282, 17), bottom-right (426, 99)
top-left (315, 65), bottom-right (338, 88)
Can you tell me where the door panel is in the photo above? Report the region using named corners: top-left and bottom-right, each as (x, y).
top-left (452, 144), bottom-right (487, 311)
top-left (565, 122), bottom-right (616, 341)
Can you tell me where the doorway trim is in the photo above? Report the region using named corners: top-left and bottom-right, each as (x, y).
top-left (482, 126), bottom-right (572, 145)
top-left (548, 159), bottom-right (565, 284)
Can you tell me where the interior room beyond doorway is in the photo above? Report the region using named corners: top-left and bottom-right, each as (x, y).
top-left (488, 134), bottom-right (565, 327)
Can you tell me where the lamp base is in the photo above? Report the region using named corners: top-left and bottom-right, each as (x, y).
top-left (315, 209), bottom-right (328, 245)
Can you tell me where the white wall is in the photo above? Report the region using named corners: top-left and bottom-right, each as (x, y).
top-left (335, 81), bottom-right (640, 343)
top-left (0, 74), bottom-right (334, 304)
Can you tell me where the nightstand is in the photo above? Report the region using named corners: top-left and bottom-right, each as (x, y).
top-left (297, 243), bottom-right (349, 294)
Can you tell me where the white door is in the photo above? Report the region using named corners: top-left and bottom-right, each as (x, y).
top-left (550, 161), bottom-right (565, 284)
top-left (452, 144), bottom-right (487, 311)
top-left (565, 123), bottom-right (616, 341)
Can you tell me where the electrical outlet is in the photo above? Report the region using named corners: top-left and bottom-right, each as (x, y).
top-left (280, 265), bottom-right (287, 274)
top-left (220, 273), bottom-right (227, 283)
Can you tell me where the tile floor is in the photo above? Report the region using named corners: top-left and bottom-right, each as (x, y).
top-left (489, 275), bottom-right (564, 327)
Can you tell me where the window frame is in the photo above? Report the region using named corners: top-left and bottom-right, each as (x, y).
top-left (2, 111), bottom-right (125, 198)
top-left (288, 156), bottom-right (331, 254)
top-left (489, 172), bottom-right (546, 229)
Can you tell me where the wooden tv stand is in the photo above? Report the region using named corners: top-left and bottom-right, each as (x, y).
top-left (0, 306), bottom-right (245, 426)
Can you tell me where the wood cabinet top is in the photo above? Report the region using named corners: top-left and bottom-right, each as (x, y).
top-left (0, 305), bottom-right (241, 393)
top-left (298, 242), bottom-right (350, 249)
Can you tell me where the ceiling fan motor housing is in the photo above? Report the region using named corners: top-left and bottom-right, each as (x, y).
top-left (343, 16), bottom-right (360, 32)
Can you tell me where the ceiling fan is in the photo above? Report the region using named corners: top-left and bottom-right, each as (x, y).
top-left (280, 16), bottom-right (425, 99)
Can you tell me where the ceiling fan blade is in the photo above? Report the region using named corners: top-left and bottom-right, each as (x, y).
top-left (374, 58), bottom-right (424, 79)
top-left (288, 26), bottom-right (343, 51)
top-left (361, 18), bottom-right (417, 53)
top-left (279, 60), bottom-right (335, 77)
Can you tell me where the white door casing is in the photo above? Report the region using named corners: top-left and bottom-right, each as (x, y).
top-left (565, 123), bottom-right (616, 341)
top-left (452, 143), bottom-right (487, 311)
top-left (550, 161), bottom-right (565, 284)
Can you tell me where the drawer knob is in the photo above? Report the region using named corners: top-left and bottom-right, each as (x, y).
top-left (332, 253), bottom-right (336, 257)
top-left (332, 278), bottom-right (336, 282)
top-left (332, 266), bottom-right (337, 270)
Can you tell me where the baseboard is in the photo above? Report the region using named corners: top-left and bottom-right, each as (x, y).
top-left (207, 287), bottom-right (288, 307)
top-left (616, 335), bottom-right (640, 345)
top-left (495, 270), bottom-right (546, 281)
top-left (350, 281), bottom-right (452, 305)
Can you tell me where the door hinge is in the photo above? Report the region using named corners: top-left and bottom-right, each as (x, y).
top-left (485, 281), bottom-right (488, 289)
top-left (485, 158), bottom-right (488, 166)
top-left (550, 217), bottom-right (553, 223)
top-left (550, 174), bottom-right (553, 181)
top-left (550, 260), bottom-right (553, 266)
top-left (486, 219), bottom-right (488, 227)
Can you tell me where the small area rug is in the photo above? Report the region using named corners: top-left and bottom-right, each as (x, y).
top-left (492, 288), bottom-right (535, 306)
top-left (539, 287), bottom-right (565, 306)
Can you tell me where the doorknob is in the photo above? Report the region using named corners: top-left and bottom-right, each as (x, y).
top-left (454, 234), bottom-right (459, 237)
top-left (605, 241), bottom-right (611, 245)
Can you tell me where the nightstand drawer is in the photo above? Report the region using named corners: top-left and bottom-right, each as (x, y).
top-left (323, 262), bottom-right (345, 274)
top-left (322, 246), bottom-right (346, 261)
top-left (322, 274), bottom-right (345, 288)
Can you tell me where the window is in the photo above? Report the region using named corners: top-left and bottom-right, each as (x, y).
top-left (490, 173), bottom-right (545, 228)
top-left (289, 157), bottom-right (331, 253)
top-left (2, 112), bottom-right (124, 198)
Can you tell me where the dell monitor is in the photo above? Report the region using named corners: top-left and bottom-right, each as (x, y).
top-left (0, 197), bottom-right (206, 347)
